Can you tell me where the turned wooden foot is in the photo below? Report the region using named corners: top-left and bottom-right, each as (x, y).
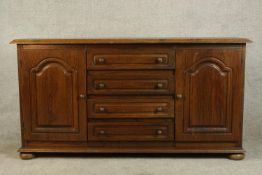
top-left (228, 153), bottom-right (245, 160)
top-left (20, 153), bottom-right (35, 160)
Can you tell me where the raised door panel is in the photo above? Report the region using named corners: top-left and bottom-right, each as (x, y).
top-left (175, 46), bottom-right (245, 141)
top-left (19, 45), bottom-right (87, 141)
top-left (184, 57), bottom-right (232, 133)
top-left (30, 58), bottom-right (78, 133)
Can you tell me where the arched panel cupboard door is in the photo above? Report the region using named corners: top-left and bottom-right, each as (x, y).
top-left (18, 45), bottom-right (87, 141)
top-left (175, 46), bottom-right (245, 142)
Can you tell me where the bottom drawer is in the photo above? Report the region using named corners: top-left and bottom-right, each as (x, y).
top-left (88, 119), bottom-right (174, 141)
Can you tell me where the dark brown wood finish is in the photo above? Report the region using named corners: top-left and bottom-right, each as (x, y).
top-left (87, 45), bottom-right (175, 70)
top-left (18, 45), bottom-right (87, 141)
top-left (10, 38), bottom-right (251, 44)
top-left (88, 96), bottom-right (174, 119)
top-left (175, 46), bottom-right (245, 142)
top-left (12, 38), bottom-right (249, 160)
top-left (88, 119), bottom-right (174, 141)
top-left (87, 71), bottom-right (174, 95)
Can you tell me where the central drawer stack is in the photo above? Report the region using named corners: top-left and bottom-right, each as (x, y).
top-left (86, 45), bottom-right (176, 141)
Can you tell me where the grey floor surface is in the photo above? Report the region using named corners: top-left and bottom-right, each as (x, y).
top-left (1, 142), bottom-right (262, 175)
top-left (0, 124), bottom-right (261, 175)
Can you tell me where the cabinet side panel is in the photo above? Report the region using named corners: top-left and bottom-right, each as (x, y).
top-left (17, 45), bottom-right (26, 147)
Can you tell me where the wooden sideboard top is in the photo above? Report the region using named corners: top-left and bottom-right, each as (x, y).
top-left (10, 38), bottom-right (251, 44)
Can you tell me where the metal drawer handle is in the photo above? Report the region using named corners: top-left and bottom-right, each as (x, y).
top-left (156, 107), bottom-right (164, 112)
top-left (156, 57), bottom-right (164, 63)
top-left (99, 130), bottom-right (105, 135)
top-left (99, 107), bottom-right (106, 112)
top-left (156, 129), bottom-right (163, 135)
top-left (97, 83), bottom-right (105, 89)
top-left (97, 57), bottom-right (105, 64)
top-left (156, 83), bottom-right (164, 89)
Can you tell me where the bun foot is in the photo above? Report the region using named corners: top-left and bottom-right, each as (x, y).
top-left (228, 153), bottom-right (245, 160)
top-left (20, 153), bottom-right (35, 160)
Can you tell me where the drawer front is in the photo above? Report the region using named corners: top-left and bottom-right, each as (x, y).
top-left (87, 71), bottom-right (174, 95)
top-left (88, 97), bottom-right (174, 119)
top-left (87, 45), bottom-right (175, 70)
top-left (88, 119), bottom-right (174, 141)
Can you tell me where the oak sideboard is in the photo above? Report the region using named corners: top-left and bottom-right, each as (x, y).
top-left (11, 38), bottom-right (250, 160)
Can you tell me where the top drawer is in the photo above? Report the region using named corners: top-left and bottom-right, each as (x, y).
top-left (87, 45), bottom-right (175, 70)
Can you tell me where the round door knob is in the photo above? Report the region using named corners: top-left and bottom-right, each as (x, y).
top-left (156, 83), bottom-right (164, 89)
top-left (156, 107), bottom-right (164, 112)
top-left (79, 94), bottom-right (86, 99)
top-left (176, 94), bottom-right (183, 99)
top-left (156, 129), bottom-right (163, 135)
top-left (97, 57), bottom-right (105, 63)
top-left (97, 83), bottom-right (105, 89)
top-left (99, 130), bottom-right (105, 135)
top-left (99, 107), bottom-right (105, 112)
top-left (156, 57), bottom-right (164, 63)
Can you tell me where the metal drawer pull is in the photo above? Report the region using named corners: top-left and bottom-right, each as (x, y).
top-left (156, 129), bottom-right (163, 135)
top-left (156, 107), bottom-right (164, 112)
top-left (99, 107), bottom-right (105, 112)
top-left (97, 83), bottom-right (105, 89)
top-left (97, 57), bottom-right (105, 63)
top-left (99, 130), bottom-right (105, 135)
top-left (156, 57), bottom-right (164, 63)
top-left (156, 83), bottom-right (164, 89)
